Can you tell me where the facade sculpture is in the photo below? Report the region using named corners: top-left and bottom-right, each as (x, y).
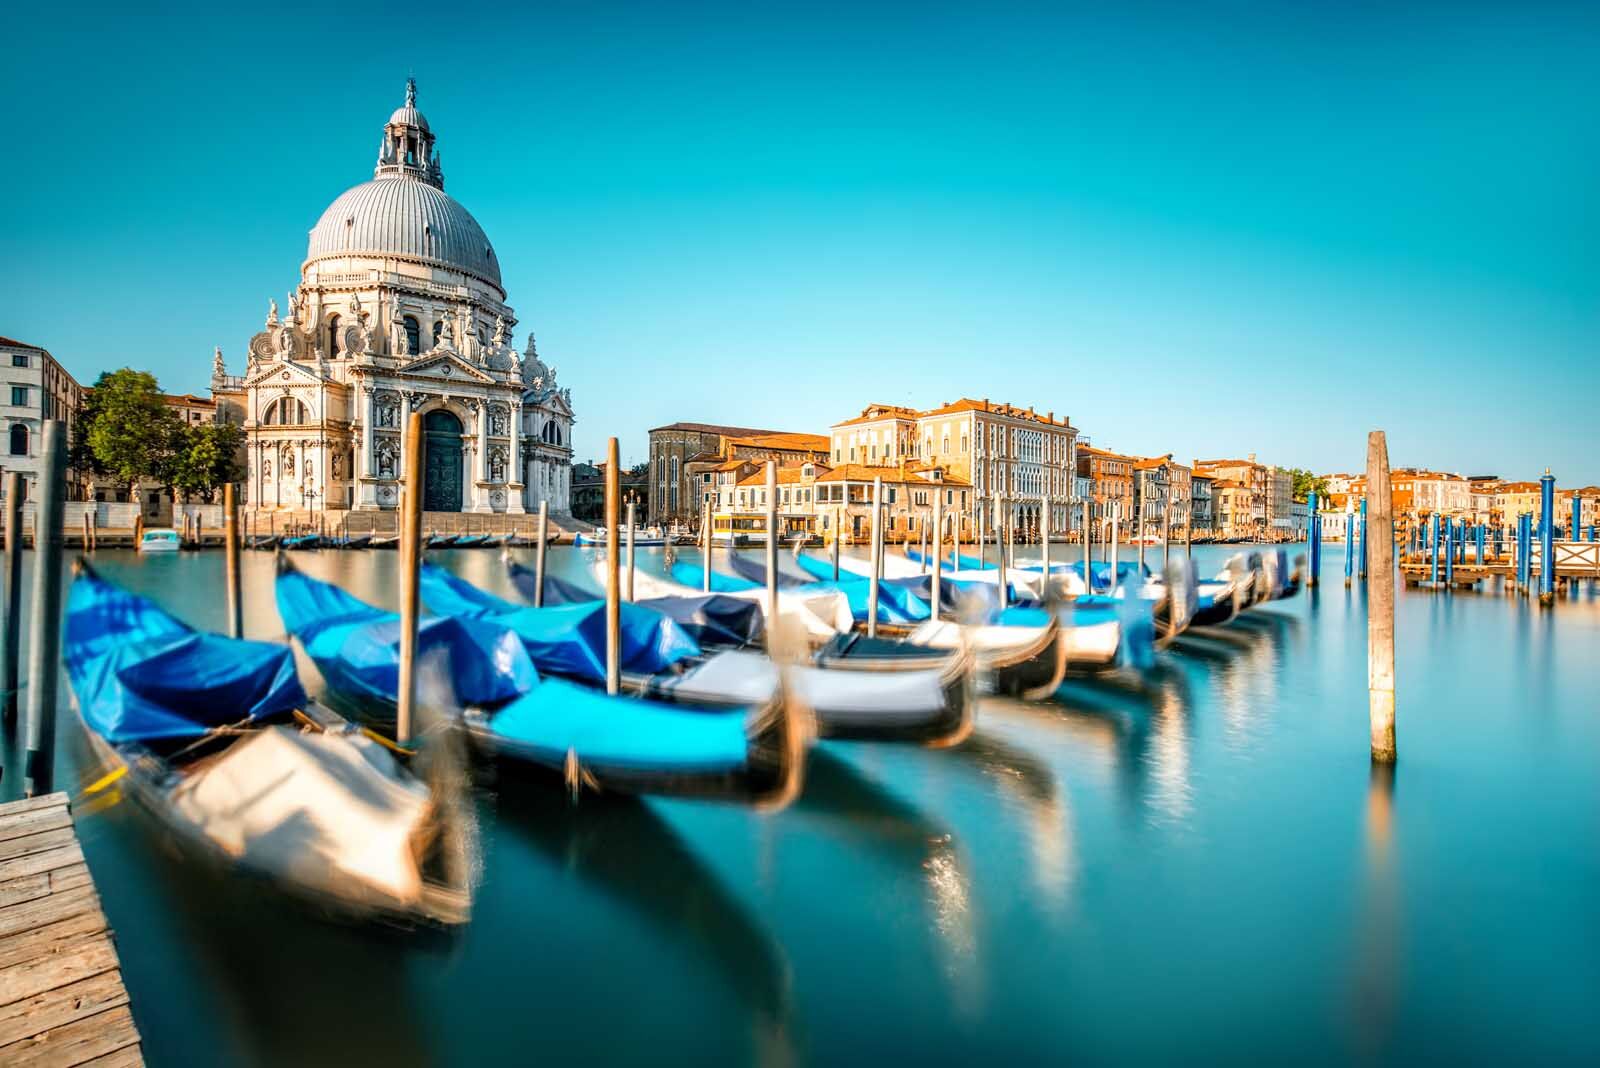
top-left (212, 79), bottom-right (575, 513)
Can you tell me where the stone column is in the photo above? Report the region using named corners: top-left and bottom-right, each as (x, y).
top-left (506, 403), bottom-right (526, 513)
top-left (362, 383), bottom-right (375, 477)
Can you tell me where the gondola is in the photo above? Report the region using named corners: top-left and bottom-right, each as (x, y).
top-left (63, 562), bottom-right (473, 928)
top-left (453, 535), bottom-right (488, 548)
top-left (370, 535), bottom-right (400, 550)
top-left (722, 552), bottom-right (934, 624)
top-left (275, 557), bottom-right (803, 805)
top-left (245, 534), bottom-right (279, 550)
top-left (426, 534), bottom-right (459, 549)
top-left (280, 534), bottom-right (322, 550)
top-left (444, 560), bottom-right (975, 746)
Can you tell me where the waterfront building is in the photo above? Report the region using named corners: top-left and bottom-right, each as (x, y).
top-left (1193, 457), bottom-right (1267, 536)
top-left (1190, 473), bottom-right (1215, 534)
top-left (831, 398), bottom-right (1078, 535)
top-left (1266, 466), bottom-right (1295, 533)
top-left (1077, 444), bottom-right (1136, 538)
top-left (1131, 454), bottom-right (1193, 535)
top-left (0, 335), bottom-right (84, 502)
top-left (212, 80), bottom-right (574, 515)
top-left (1212, 479), bottom-right (1253, 537)
top-left (647, 421), bottom-right (828, 528)
top-left (713, 460), bottom-right (973, 543)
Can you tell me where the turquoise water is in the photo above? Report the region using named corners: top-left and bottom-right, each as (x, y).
top-left (2, 543), bottom-right (1595, 1065)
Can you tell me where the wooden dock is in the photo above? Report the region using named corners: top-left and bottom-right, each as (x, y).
top-left (0, 793), bottom-right (143, 1067)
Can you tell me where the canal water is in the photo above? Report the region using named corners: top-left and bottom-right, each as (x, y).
top-left (2, 543), bottom-right (1595, 1065)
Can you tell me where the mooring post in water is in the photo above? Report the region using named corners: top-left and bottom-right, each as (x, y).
top-left (1308, 493), bottom-right (1321, 587)
top-left (1358, 497), bottom-right (1369, 580)
top-left (224, 484), bottom-right (242, 639)
top-left (931, 485), bottom-right (944, 622)
top-left (1429, 514), bottom-right (1439, 587)
top-left (603, 438), bottom-right (621, 694)
top-left (1135, 473), bottom-right (1147, 573)
top-left (24, 422), bottom-right (67, 795)
top-left (976, 501), bottom-right (986, 570)
top-left (764, 461), bottom-right (779, 626)
top-left (395, 412), bottom-right (424, 745)
top-left (624, 500), bottom-right (636, 603)
top-left (2, 472), bottom-right (22, 726)
top-left (1444, 516), bottom-right (1454, 587)
top-left (1539, 470), bottom-right (1556, 606)
top-left (1344, 507), bottom-right (1354, 587)
top-left (533, 500), bottom-right (549, 608)
top-left (1108, 502), bottom-right (1121, 596)
top-left (867, 476), bottom-right (883, 638)
top-left (830, 505), bottom-right (840, 580)
top-left (1082, 498), bottom-right (1092, 591)
top-left (1572, 495), bottom-right (1581, 546)
top-left (993, 493), bottom-right (1009, 610)
top-left (1476, 523), bottom-right (1485, 570)
top-left (1366, 431), bottom-right (1397, 764)
top-left (1039, 492), bottom-right (1050, 577)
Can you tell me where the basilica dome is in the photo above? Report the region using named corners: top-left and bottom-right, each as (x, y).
top-left (305, 179), bottom-right (501, 289)
top-left (303, 79), bottom-right (502, 292)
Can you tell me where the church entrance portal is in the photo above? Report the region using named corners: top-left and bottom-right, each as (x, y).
top-left (423, 410), bottom-right (464, 512)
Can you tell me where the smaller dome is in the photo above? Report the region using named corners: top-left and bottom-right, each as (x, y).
top-left (389, 105), bottom-right (429, 131)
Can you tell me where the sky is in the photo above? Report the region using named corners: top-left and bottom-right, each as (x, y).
top-left (3, 2), bottom-right (1596, 480)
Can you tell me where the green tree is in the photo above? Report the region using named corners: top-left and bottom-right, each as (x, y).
top-left (82, 369), bottom-right (182, 491)
top-left (1284, 467), bottom-right (1329, 503)
top-left (171, 422), bottom-right (246, 503)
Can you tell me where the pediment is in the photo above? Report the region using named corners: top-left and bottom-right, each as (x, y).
top-left (527, 388), bottom-right (573, 416)
top-left (245, 359), bottom-right (326, 388)
top-left (403, 352), bottom-right (495, 384)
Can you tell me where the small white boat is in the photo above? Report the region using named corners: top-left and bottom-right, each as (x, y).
top-left (138, 529), bottom-right (182, 553)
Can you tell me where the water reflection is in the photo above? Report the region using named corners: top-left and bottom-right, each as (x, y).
top-left (494, 777), bottom-right (795, 1063)
top-left (1351, 762), bottom-right (1399, 1058)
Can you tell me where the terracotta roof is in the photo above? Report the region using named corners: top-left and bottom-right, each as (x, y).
top-left (725, 432), bottom-right (829, 452)
top-left (813, 462), bottom-right (970, 487)
top-left (919, 397), bottom-right (1073, 428)
top-left (831, 404), bottom-right (922, 428)
top-left (735, 467), bottom-right (812, 488)
top-left (712, 458), bottom-right (755, 472)
top-left (649, 420), bottom-right (789, 438)
top-left (1133, 453), bottom-right (1175, 470)
top-left (1079, 444), bottom-right (1136, 462)
top-left (163, 393), bottom-right (215, 407)
top-left (0, 336), bottom-right (45, 350)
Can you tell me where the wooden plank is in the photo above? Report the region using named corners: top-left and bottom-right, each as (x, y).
top-left (0, 913), bottom-right (108, 971)
top-left (49, 867), bottom-right (91, 894)
top-left (0, 876), bottom-right (52, 911)
top-left (0, 796), bottom-right (70, 821)
top-left (0, 1004), bottom-right (141, 1066)
top-left (0, 829), bottom-right (78, 866)
top-left (0, 845), bottom-right (87, 884)
top-left (77, 1046), bottom-right (144, 1068)
top-left (0, 886), bottom-right (100, 941)
top-left (0, 971), bottom-right (129, 1046)
top-left (0, 934), bottom-right (120, 1007)
top-left (0, 809), bottom-right (72, 845)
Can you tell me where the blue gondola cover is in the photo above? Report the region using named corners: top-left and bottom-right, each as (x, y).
top-left (66, 571), bottom-right (307, 742)
top-left (276, 566), bottom-right (536, 709)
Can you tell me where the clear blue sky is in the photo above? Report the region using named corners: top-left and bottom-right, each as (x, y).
top-left (3, 2), bottom-right (1595, 481)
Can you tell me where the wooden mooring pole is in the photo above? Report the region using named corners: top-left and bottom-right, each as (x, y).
top-left (395, 412), bottom-right (423, 745)
top-left (702, 499), bottom-right (713, 593)
top-left (3, 472), bottom-right (22, 726)
top-left (24, 421), bottom-right (67, 795)
top-left (1366, 431), bottom-right (1397, 764)
top-left (993, 493), bottom-right (1008, 611)
top-left (765, 462), bottom-right (779, 625)
top-left (604, 438), bottom-right (621, 695)
top-left (867, 476), bottom-right (883, 638)
top-left (931, 484), bottom-right (943, 622)
top-left (533, 499), bottom-right (548, 607)
top-left (624, 500), bottom-right (636, 603)
top-left (224, 483), bottom-right (242, 638)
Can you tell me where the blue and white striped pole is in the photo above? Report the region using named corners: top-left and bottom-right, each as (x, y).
top-left (1308, 492), bottom-right (1321, 587)
top-left (1429, 514), bottom-right (1439, 587)
top-left (1540, 472), bottom-right (1556, 605)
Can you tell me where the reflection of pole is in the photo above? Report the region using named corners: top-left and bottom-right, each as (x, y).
top-left (1366, 431), bottom-right (1397, 764)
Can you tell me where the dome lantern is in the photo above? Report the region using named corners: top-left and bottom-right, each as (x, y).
top-left (376, 77), bottom-right (443, 190)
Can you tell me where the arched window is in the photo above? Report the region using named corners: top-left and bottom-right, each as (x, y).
top-left (8, 424), bottom-right (27, 456)
top-left (325, 314), bottom-right (340, 358)
top-left (262, 398), bottom-right (308, 426)
top-left (432, 320), bottom-right (446, 347)
top-left (402, 316), bottom-right (420, 354)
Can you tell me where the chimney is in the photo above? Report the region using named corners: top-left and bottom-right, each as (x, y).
top-left (1047, 410), bottom-right (1053, 424)
top-left (982, 398), bottom-right (990, 411)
